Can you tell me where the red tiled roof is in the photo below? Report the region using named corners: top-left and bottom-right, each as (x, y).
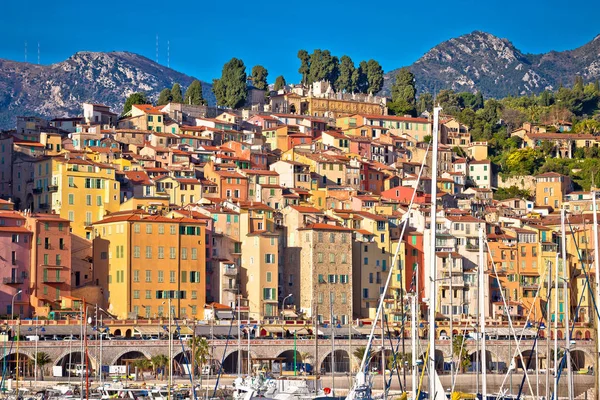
top-left (123, 171), bottom-right (153, 185)
top-left (132, 104), bottom-right (167, 115)
top-left (289, 205), bottom-right (323, 214)
top-left (299, 223), bottom-right (352, 231)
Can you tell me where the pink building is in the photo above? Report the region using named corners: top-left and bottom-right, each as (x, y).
top-left (0, 211), bottom-right (32, 317)
top-left (25, 214), bottom-right (72, 317)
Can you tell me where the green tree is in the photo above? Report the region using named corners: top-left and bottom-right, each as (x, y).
top-left (133, 358), bottom-right (151, 382)
top-left (184, 79), bottom-right (206, 105)
top-left (353, 346), bottom-right (367, 363)
top-left (352, 61), bottom-right (369, 93)
top-left (308, 49), bottom-right (338, 85)
top-left (474, 91), bottom-right (484, 110)
top-left (189, 337), bottom-right (209, 385)
top-left (335, 55), bottom-right (355, 93)
top-left (494, 186), bottom-right (532, 201)
top-left (298, 50), bottom-right (310, 85)
top-left (171, 83), bottom-right (183, 103)
top-left (389, 68), bottom-right (416, 116)
top-left (452, 335), bottom-right (471, 373)
top-left (417, 93), bottom-right (433, 115)
top-left (151, 354), bottom-right (169, 380)
top-left (365, 59), bottom-right (383, 94)
top-left (212, 58), bottom-right (248, 109)
top-left (436, 90), bottom-right (460, 115)
top-left (36, 352), bottom-right (52, 381)
top-left (251, 65), bottom-right (269, 91)
top-left (274, 75), bottom-right (286, 91)
top-left (122, 92), bottom-right (148, 116)
top-left (157, 88), bottom-right (172, 105)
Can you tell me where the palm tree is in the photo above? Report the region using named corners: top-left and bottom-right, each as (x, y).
top-left (353, 347), bottom-right (367, 372)
top-left (133, 358), bottom-right (151, 382)
top-left (151, 354), bottom-right (169, 380)
top-left (36, 352), bottom-right (52, 381)
top-left (188, 337), bottom-right (209, 387)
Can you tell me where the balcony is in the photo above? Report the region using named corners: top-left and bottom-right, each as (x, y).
top-left (522, 283), bottom-right (540, 290)
top-left (223, 283), bottom-right (239, 292)
top-left (465, 242), bottom-right (479, 252)
top-left (33, 187), bottom-right (43, 194)
top-left (223, 266), bottom-right (238, 277)
top-left (47, 185), bottom-right (58, 192)
top-left (3, 277), bottom-right (24, 285)
top-left (43, 277), bottom-right (65, 284)
top-left (84, 222), bottom-right (93, 227)
top-left (440, 276), bottom-right (465, 287)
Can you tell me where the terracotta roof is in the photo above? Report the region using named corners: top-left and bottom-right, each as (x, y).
top-left (0, 226), bottom-right (31, 233)
top-left (132, 104), bottom-right (167, 115)
top-left (94, 213), bottom-right (205, 225)
top-left (357, 114), bottom-right (430, 123)
top-left (299, 223), bottom-right (353, 231)
top-left (445, 215), bottom-right (485, 223)
top-left (289, 205), bottom-right (323, 214)
top-left (241, 169), bottom-right (279, 176)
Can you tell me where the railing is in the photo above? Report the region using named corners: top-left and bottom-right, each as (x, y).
top-left (47, 185), bottom-right (58, 192)
top-left (3, 277), bottom-right (24, 285)
top-left (223, 267), bottom-right (238, 276)
top-left (43, 277), bottom-right (65, 284)
top-left (223, 284), bottom-right (239, 292)
top-left (33, 188), bottom-right (43, 194)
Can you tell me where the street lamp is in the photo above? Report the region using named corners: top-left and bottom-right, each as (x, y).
top-left (281, 294), bottom-right (293, 321)
top-left (11, 290), bottom-right (22, 321)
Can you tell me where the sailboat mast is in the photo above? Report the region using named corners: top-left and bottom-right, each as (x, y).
top-left (411, 295), bottom-right (417, 400)
top-left (592, 191), bottom-right (600, 396)
top-left (561, 209), bottom-right (573, 400)
top-left (427, 106), bottom-right (442, 397)
top-left (478, 227), bottom-right (487, 399)
top-left (553, 252), bottom-right (559, 399)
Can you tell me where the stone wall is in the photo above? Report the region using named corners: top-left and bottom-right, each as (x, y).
top-left (498, 175), bottom-right (537, 193)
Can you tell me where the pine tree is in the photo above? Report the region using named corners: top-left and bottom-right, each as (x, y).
top-left (366, 60), bottom-right (384, 94)
top-left (251, 65), bottom-right (269, 91)
top-left (298, 50), bottom-right (310, 85)
top-left (157, 88), bottom-right (172, 106)
top-left (335, 55), bottom-right (355, 93)
top-left (212, 58), bottom-right (248, 109)
top-left (171, 83), bottom-right (183, 103)
top-left (389, 68), bottom-right (417, 116)
top-left (184, 80), bottom-right (206, 105)
top-left (274, 75), bottom-right (286, 91)
top-left (352, 61), bottom-right (369, 94)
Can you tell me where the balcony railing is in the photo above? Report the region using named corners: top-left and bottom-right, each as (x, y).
top-left (223, 266), bottom-right (238, 276)
top-left (223, 284), bottom-right (239, 292)
top-left (47, 185), bottom-right (58, 192)
top-left (3, 277), bottom-right (24, 285)
top-left (33, 188), bottom-right (43, 194)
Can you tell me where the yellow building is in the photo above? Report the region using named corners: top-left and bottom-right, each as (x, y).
top-left (534, 172), bottom-right (573, 210)
top-left (118, 104), bottom-right (167, 133)
top-left (92, 212), bottom-right (207, 320)
top-left (35, 156), bottom-right (120, 239)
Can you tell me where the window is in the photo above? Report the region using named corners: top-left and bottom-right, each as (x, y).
top-left (318, 292), bottom-right (323, 304)
top-left (170, 247), bottom-right (176, 259)
top-left (134, 224), bottom-right (140, 233)
top-left (318, 232), bottom-right (323, 243)
top-left (158, 246), bottom-right (164, 259)
top-left (330, 233), bottom-right (335, 243)
top-left (190, 271), bottom-right (200, 283)
top-left (170, 270), bottom-right (175, 283)
top-left (97, 196), bottom-right (102, 206)
top-left (68, 194), bottom-right (74, 205)
top-left (145, 246), bottom-right (152, 258)
top-left (266, 272), bottom-right (272, 282)
top-left (158, 271), bottom-right (164, 283)
top-left (86, 195), bottom-right (91, 206)
top-left (133, 270), bottom-right (139, 282)
top-left (341, 254), bottom-right (347, 263)
top-left (145, 270), bottom-right (151, 282)
top-left (181, 248), bottom-right (188, 260)
top-left (363, 288), bottom-right (369, 299)
top-left (134, 246), bottom-right (140, 258)
top-left (328, 274), bottom-right (337, 283)
top-left (340, 275), bottom-right (349, 284)
top-left (265, 254), bottom-right (275, 263)
top-left (170, 225), bottom-right (176, 234)
top-left (191, 248), bottom-right (197, 260)
top-left (191, 290), bottom-right (197, 300)
top-left (146, 224), bottom-right (152, 234)
top-left (317, 253), bottom-right (323, 263)
top-left (145, 290), bottom-right (151, 299)
top-left (341, 293), bottom-right (347, 304)
top-left (133, 290), bottom-right (140, 299)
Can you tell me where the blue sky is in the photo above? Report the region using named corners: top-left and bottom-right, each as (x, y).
top-left (1, 0), bottom-right (599, 84)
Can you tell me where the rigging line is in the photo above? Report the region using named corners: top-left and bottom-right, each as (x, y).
top-left (173, 319), bottom-right (197, 400)
top-left (384, 314), bottom-right (404, 394)
top-left (351, 140), bottom-right (432, 395)
top-left (565, 215), bottom-right (600, 325)
top-left (485, 239), bottom-right (535, 398)
top-left (450, 314), bottom-right (473, 394)
top-left (212, 315), bottom-right (235, 398)
top-left (516, 316), bottom-right (544, 400)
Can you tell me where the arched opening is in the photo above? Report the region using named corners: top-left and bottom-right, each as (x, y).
top-left (367, 349), bottom-right (394, 374)
top-left (321, 350), bottom-right (350, 373)
top-left (55, 351), bottom-right (89, 377)
top-left (222, 350), bottom-right (250, 375)
top-left (419, 350), bottom-right (444, 372)
top-left (276, 350), bottom-right (303, 373)
top-left (114, 351), bottom-right (148, 366)
top-left (570, 350), bottom-right (586, 371)
top-left (585, 330), bottom-right (591, 340)
top-left (557, 330), bottom-right (563, 340)
top-left (575, 331), bottom-right (583, 340)
top-left (114, 329), bottom-right (122, 337)
top-left (514, 350), bottom-right (537, 371)
top-left (173, 351), bottom-right (193, 376)
top-left (469, 350), bottom-right (494, 372)
top-left (439, 330), bottom-right (447, 338)
top-left (0, 353), bottom-right (34, 378)
top-left (290, 104), bottom-right (297, 114)
top-left (125, 329), bottom-right (132, 338)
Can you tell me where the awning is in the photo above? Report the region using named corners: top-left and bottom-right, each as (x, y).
top-left (134, 326), bottom-right (193, 336)
top-left (349, 326), bottom-right (374, 336)
top-left (216, 311), bottom-right (234, 319)
top-left (194, 325), bottom-right (240, 337)
top-left (262, 326), bottom-right (285, 333)
top-left (285, 327), bottom-right (310, 335)
top-left (38, 325), bottom-right (94, 336)
top-left (318, 326), bottom-right (357, 336)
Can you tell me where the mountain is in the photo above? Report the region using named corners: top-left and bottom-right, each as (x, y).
top-left (384, 31), bottom-right (600, 98)
top-left (0, 51), bottom-right (213, 129)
